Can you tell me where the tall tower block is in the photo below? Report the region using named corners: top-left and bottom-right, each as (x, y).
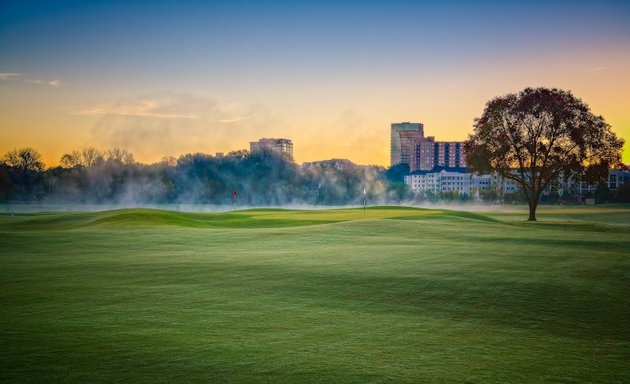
top-left (390, 122), bottom-right (424, 168)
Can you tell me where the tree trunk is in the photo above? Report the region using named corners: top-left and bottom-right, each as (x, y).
top-left (527, 200), bottom-right (538, 221)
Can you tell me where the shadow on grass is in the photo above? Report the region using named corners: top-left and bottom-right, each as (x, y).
top-left (192, 263), bottom-right (630, 343)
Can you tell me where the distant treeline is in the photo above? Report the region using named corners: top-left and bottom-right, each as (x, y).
top-left (0, 147), bottom-right (411, 205)
top-left (3, 147), bottom-right (626, 205)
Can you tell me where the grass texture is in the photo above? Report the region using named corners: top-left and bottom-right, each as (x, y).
top-left (1, 205), bottom-right (629, 383)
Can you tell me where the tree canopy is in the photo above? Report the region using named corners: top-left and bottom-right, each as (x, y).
top-left (465, 87), bottom-right (624, 221)
top-left (3, 147), bottom-right (45, 172)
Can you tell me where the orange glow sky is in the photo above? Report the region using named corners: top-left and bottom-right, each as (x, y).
top-left (1, 1), bottom-right (629, 166)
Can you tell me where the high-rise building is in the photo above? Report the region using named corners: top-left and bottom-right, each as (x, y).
top-left (391, 122), bottom-right (423, 168)
top-left (391, 122), bottom-right (466, 171)
top-left (434, 141), bottom-right (466, 168)
top-left (250, 138), bottom-right (294, 159)
top-left (415, 136), bottom-right (436, 171)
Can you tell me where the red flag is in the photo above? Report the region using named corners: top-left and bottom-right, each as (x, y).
top-left (233, 191), bottom-right (237, 200)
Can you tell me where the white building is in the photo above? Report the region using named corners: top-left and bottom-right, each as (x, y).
top-left (405, 167), bottom-right (513, 197)
top-left (405, 167), bottom-right (629, 199)
top-left (572, 168), bottom-right (630, 195)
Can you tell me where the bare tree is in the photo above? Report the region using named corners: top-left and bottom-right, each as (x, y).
top-left (59, 147), bottom-right (105, 168)
top-left (81, 147), bottom-right (104, 167)
top-left (3, 147), bottom-right (45, 172)
top-left (106, 148), bottom-right (135, 165)
top-left (60, 150), bottom-right (82, 168)
top-left (160, 156), bottom-right (177, 166)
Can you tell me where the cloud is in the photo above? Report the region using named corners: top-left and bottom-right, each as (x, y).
top-left (0, 72), bottom-right (22, 80)
top-left (0, 72), bottom-right (60, 87)
top-left (79, 92), bottom-right (290, 161)
top-left (218, 117), bottom-right (250, 123)
top-left (74, 100), bottom-right (200, 119)
top-left (586, 66), bottom-right (605, 72)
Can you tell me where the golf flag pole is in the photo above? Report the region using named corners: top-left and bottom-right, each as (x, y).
top-left (363, 185), bottom-right (366, 214)
top-left (233, 191), bottom-right (237, 209)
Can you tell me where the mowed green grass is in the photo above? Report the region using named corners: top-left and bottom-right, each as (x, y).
top-left (1, 206), bottom-right (629, 383)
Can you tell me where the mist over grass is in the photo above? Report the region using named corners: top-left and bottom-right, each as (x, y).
top-left (1, 149), bottom-right (414, 207)
top-left (4, 147), bottom-right (627, 215)
top-left (0, 202), bottom-right (369, 213)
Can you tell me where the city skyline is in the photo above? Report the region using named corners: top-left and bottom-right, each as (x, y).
top-left (1, 0), bottom-right (629, 166)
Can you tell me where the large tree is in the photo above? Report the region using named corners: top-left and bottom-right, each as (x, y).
top-left (465, 87), bottom-right (623, 221)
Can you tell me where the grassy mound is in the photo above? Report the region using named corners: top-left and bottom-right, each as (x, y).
top-left (0, 206), bottom-right (504, 231)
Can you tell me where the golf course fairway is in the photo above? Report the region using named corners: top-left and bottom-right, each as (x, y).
top-left (1, 206), bottom-right (629, 383)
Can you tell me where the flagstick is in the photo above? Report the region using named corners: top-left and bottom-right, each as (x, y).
top-left (363, 185), bottom-right (366, 214)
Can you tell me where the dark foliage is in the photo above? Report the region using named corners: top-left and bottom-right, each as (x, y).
top-left (384, 163), bottom-right (410, 183)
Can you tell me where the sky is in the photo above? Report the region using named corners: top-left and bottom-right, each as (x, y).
top-left (1, 0), bottom-right (629, 166)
